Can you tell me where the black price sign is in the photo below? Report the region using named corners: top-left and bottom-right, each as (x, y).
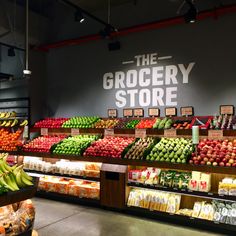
top-left (133, 108), bottom-right (144, 117)
top-left (220, 105), bottom-right (234, 115)
top-left (148, 108), bottom-right (160, 117)
top-left (180, 106), bottom-right (194, 116)
top-left (123, 109), bottom-right (133, 117)
top-left (165, 107), bottom-right (177, 117)
top-left (108, 109), bottom-right (118, 118)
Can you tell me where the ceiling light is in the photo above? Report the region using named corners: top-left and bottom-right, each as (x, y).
top-left (8, 47), bottom-right (15, 57)
top-left (74, 10), bottom-right (85, 23)
top-left (23, 69), bottom-right (32, 75)
top-left (184, 0), bottom-right (197, 23)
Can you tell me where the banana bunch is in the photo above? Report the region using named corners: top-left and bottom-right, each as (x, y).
top-left (0, 153), bottom-right (33, 192)
top-left (0, 111), bottom-right (16, 119)
top-left (19, 119), bottom-right (28, 127)
top-left (0, 119), bottom-right (18, 127)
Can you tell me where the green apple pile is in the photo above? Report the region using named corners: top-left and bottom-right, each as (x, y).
top-left (153, 117), bottom-right (173, 129)
top-left (125, 120), bottom-right (140, 129)
top-left (52, 135), bottom-right (99, 155)
top-left (123, 137), bottom-right (157, 160)
top-left (146, 138), bottom-right (193, 163)
top-left (62, 116), bottom-right (100, 128)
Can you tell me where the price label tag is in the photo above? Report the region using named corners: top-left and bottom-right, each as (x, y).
top-left (71, 128), bottom-right (80, 136)
top-left (180, 106), bottom-right (194, 116)
top-left (104, 128), bottom-right (114, 137)
top-left (108, 109), bottom-right (117, 118)
top-left (135, 129), bottom-right (146, 138)
top-left (134, 108), bottom-right (144, 117)
top-left (208, 130), bottom-right (223, 139)
top-left (123, 109), bottom-right (133, 117)
top-left (165, 107), bottom-right (177, 116)
top-left (148, 108), bottom-right (160, 117)
top-left (164, 129), bottom-right (177, 137)
top-left (220, 105), bottom-right (234, 115)
top-left (40, 128), bottom-right (48, 136)
top-left (23, 125), bottom-right (29, 139)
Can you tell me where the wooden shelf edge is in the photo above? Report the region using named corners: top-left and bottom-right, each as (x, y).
top-left (29, 127), bottom-right (236, 137)
top-left (36, 191), bottom-right (100, 207)
top-left (15, 151), bottom-right (236, 175)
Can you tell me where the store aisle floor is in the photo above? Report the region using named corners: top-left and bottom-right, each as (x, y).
top-left (33, 198), bottom-right (223, 236)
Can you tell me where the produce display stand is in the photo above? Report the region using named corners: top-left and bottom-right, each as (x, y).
top-left (5, 126), bottom-right (236, 234)
top-left (0, 177), bottom-right (39, 207)
top-left (0, 177), bottom-right (39, 236)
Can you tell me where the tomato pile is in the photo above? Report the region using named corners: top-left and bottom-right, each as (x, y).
top-left (0, 129), bottom-right (23, 151)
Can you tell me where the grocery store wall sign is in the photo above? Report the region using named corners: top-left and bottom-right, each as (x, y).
top-left (103, 53), bottom-right (195, 108)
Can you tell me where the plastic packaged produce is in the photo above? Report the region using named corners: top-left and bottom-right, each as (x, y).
top-left (127, 188), bottom-right (181, 213)
top-left (0, 199), bottom-right (35, 235)
top-left (23, 157), bottom-right (101, 178)
top-left (38, 176), bottom-right (100, 199)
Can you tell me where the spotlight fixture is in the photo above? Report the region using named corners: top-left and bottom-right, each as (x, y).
top-left (99, 25), bottom-right (114, 39)
top-left (8, 47), bottom-right (15, 57)
top-left (184, 0), bottom-right (197, 23)
top-left (23, 69), bottom-right (32, 75)
top-left (74, 10), bottom-right (85, 23)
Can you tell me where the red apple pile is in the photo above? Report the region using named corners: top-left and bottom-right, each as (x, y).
top-left (83, 136), bottom-right (135, 158)
top-left (23, 135), bottom-right (67, 153)
top-left (34, 118), bottom-right (69, 128)
top-left (189, 139), bottom-right (236, 167)
top-left (136, 118), bottom-right (157, 129)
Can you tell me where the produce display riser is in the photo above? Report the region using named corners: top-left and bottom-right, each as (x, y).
top-left (30, 127), bottom-right (236, 137)
top-left (0, 177), bottom-right (39, 207)
top-left (13, 151), bottom-right (236, 175)
top-left (36, 191), bottom-right (100, 208)
top-left (125, 206), bottom-right (236, 235)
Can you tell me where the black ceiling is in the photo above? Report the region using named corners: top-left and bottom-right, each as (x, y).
top-left (7, 0), bottom-right (236, 19)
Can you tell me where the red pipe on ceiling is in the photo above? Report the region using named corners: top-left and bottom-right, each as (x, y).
top-left (38, 4), bottom-right (236, 51)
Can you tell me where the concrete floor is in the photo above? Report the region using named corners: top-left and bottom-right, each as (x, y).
top-left (33, 198), bottom-right (223, 236)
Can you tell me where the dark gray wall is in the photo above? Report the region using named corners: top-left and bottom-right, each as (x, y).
top-left (46, 13), bottom-right (236, 117)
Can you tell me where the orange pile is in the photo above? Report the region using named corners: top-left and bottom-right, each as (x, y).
top-left (0, 128), bottom-right (23, 151)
